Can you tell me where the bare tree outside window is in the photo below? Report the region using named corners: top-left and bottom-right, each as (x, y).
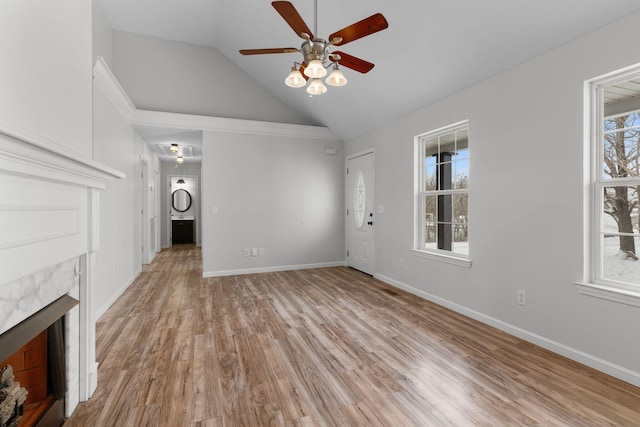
top-left (581, 71), bottom-right (640, 295)
top-left (603, 113), bottom-right (640, 259)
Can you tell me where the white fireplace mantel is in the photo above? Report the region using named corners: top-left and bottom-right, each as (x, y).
top-left (0, 123), bottom-right (124, 412)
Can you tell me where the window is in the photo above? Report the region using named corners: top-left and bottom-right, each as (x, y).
top-left (414, 120), bottom-right (470, 267)
top-left (578, 66), bottom-right (640, 305)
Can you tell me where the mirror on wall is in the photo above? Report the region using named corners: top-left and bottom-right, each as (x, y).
top-left (172, 189), bottom-right (192, 212)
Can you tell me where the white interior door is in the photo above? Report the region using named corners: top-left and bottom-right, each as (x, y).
top-left (140, 158), bottom-right (150, 264)
top-left (347, 152), bottom-right (375, 275)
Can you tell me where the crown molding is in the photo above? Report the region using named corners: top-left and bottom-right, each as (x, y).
top-left (131, 109), bottom-right (340, 141)
top-left (92, 57), bottom-right (136, 122)
top-left (92, 56), bottom-right (339, 142)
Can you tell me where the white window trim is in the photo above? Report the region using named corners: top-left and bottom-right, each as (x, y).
top-left (577, 64), bottom-right (640, 306)
top-left (410, 248), bottom-right (472, 268)
top-left (413, 120), bottom-right (471, 268)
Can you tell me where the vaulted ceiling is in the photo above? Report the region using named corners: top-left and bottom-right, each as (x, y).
top-left (98, 0), bottom-right (640, 144)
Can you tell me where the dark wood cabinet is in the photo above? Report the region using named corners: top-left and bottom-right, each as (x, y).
top-left (172, 219), bottom-right (194, 244)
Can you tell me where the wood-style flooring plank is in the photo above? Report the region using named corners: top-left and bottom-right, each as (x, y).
top-left (64, 244), bottom-right (640, 426)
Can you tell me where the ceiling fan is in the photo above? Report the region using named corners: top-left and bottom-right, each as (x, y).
top-left (239, 1), bottom-right (388, 95)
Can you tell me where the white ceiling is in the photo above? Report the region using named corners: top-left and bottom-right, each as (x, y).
top-left (98, 0), bottom-right (640, 155)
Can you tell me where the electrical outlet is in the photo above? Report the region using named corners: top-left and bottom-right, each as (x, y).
top-left (517, 289), bottom-right (527, 306)
top-left (243, 249), bottom-right (250, 257)
top-left (258, 248), bottom-right (264, 256)
top-left (251, 248), bottom-right (258, 257)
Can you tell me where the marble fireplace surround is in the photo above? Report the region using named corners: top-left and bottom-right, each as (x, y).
top-left (0, 124), bottom-right (124, 417)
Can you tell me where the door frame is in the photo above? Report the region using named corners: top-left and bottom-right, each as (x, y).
top-left (167, 174), bottom-right (199, 247)
top-left (140, 156), bottom-right (150, 264)
top-left (346, 148), bottom-right (376, 274)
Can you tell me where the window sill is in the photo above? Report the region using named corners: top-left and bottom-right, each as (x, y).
top-left (574, 282), bottom-right (640, 307)
top-left (410, 249), bottom-right (472, 268)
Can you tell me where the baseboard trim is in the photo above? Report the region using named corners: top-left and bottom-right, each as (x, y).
top-left (96, 268), bottom-right (141, 320)
top-left (203, 261), bottom-right (346, 278)
top-left (374, 273), bottom-right (640, 388)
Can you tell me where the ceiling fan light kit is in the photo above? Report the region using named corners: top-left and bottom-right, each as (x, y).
top-left (326, 65), bottom-right (347, 87)
top-left (240, 1), bottom-right (388, 95)
top-left (307, 78), bottom-right (327, 95)
top-left (285, 66), bottom-right (306, 87)
top-left (304, 59), bottom-right (327, 78)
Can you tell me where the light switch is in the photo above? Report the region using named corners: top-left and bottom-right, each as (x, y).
top-left (377, 205), bottom-right (385, 214)
top-left (211, 206), bottom-right (218, 215)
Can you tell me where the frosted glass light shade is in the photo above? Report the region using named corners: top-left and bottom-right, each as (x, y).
top-left (306, 78), bottom-right (327, 95)
top-left (326, 67), bottom-right (347, 87)
top-left (304, 59), bottom-right (327, 78)
top-left (170, 143), bottom-right (179, 153)
top-left (285, 68), bottom-right (306, 88)
top-left (176, 156), bottom-right (184, 164)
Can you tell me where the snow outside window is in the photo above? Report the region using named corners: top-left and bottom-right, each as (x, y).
top-left (578, 67), bottom-right (640, 306)
top-left (599, 113), bottom-right (640, 287)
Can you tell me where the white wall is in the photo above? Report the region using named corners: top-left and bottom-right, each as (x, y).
top-left (0, 0), bottom-right (92, 157)
top-left (92, 0), bottom-right (113, 67)
top-left (201, 131), bottom-right (344, 276)
top-left (92, 84), bottom-right (143, 315)
top-left (346, 11), bottom-right (640, 385)
top-left (111, 31), bottom-right (316, 126)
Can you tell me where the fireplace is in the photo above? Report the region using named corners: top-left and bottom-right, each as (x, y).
top-left (0, 295), bottom-right (77, 427)
top-left (1, 125), bottom-right (123, 420)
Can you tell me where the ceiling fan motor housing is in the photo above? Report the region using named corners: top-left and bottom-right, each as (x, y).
top-left (302, 38), bottom-right (330, 64)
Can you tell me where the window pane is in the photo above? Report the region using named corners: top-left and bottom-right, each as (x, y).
top-left (453, 158), bottom-right (469, 189)
top-left (455, 130), bottom-right (469, 152)
top-left (602, 234), bottom-right (640, 285)
top-left (439, 133), bottom-right (456, 153)
top-left (602, 186), bottom-right (639, 234)
top-left (354, 170), bottom-right (366, 229)
top-left (453, 225), bottom-right (469, 255)
top-left (453, 194), bottom-right (468, 223)
top-left (425, 137), bottom-right (438, 157)
top-left (437, 193), bottom-right (453, 251)
top-left (456, 147), bottom-right (469, 161)
top-left (438, 161), bottom-right (452, 191)
top-left (425, 156), bottom-right (437, 191)
top-left (424, 195), bottom-right (437, 248)
top-left (603, 115), bottom-right (640, 180)
top-left (605, 112), bottom-right (640, 130)
top-left (453, 194), bottom-right (468, 255)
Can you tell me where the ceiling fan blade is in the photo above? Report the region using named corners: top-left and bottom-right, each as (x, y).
top-left (239, 48), bottom-right (298, 55)
top-left (330, 51), bottom-right (374, 73)
top-left (272, 1), bottom-right (314, 39)
top-left (329, 13), bottom-right (388, 46)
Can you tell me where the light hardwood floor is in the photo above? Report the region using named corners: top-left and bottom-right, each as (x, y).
top-left (64, 245), bottom-right (640, 426)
